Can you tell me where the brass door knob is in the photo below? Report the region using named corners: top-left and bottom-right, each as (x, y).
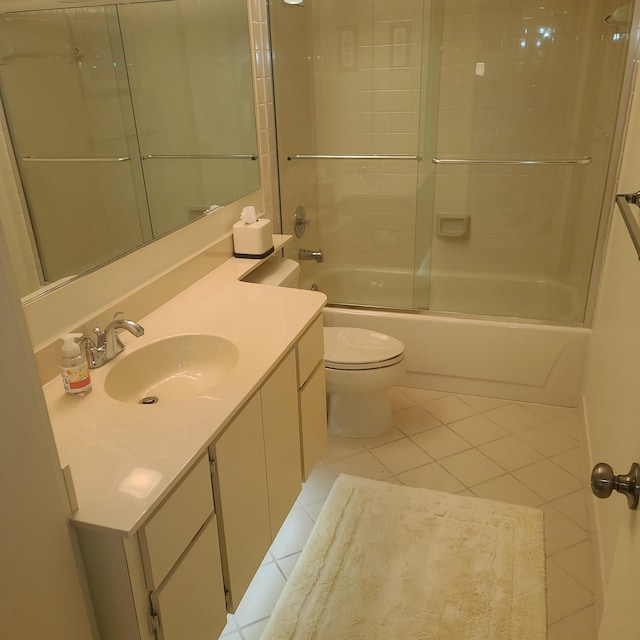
top-left (591, 462), bottom-right (640, 509)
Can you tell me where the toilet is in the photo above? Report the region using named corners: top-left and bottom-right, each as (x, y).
top-left (324, 327), bottom-right (406, 437)
top-left (244, 257), bottom-right (406, 437)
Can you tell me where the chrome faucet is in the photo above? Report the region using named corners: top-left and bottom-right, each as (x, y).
top-left (298, 249), bottom-right (324, 263)
top-left (83, 311), bottom-right (145, 368)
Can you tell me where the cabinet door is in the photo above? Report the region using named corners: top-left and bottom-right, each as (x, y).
top-left (210, 393), bottom-right (271, 611)
top-left (261, 350), bottom-right (301, 539)
top-left (299, 362), bottom-right (328, 481)
top-left (150, 515), bottom-right (226, 640)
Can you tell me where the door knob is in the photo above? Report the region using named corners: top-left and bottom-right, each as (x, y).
top-left (591, 462), bottom-right (640, 510)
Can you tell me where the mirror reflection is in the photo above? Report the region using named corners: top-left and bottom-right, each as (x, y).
top-left (0, 0), bottom-right (259, 299)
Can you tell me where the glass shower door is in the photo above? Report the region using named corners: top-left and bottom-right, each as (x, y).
top-left (271, 0), bottom-right (434, 310)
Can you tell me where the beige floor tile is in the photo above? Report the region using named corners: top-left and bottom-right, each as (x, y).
top-left (549, 412), bottom-right (586, 440)
top-left (439, 448), bottom-right (506, 487)
top-left (396, 462), bottom-right (465, 493)
top-left (389, 387), bottom-right (417, 411)
top-left (397, 387), bottom-right (448, 404)
top-left (550, 491), bottom-right (590, 530)
top-left (551, 448), bottom-right (587, 480)
top-left (455, 394), bottom-right (510, 412)
top-left (448, 414), bottom-right (510, 445)
top-left (551, 604), bottom-right (598, 640)
top-left (232, 562), bottom-right (287, 628)
top-left (360, 427), bottom-right (406, 449)
top-left (298, 464), bottom-right (337, 507)
top-left (522, 403), bottom-right (578, 423)
top-left (513, 459), bottom-right (583, 501)
top-left (471, 474), bottom-right (545, 507)
top-left (369, 438), bottom-right (432, 475)
top-left (542, 504), bottom-right (590, 555)
top-left (550, 540), bottom-right (596, 592)
top-left (393, 405), bottom-right (443, 436)
top-left (410, 425), bottom-right (472, 460)
top-left (275, 553), bottom-right (301, 580)
top-left (320, 435), bottom-right (366, 463)
top-left (421, 395), bottom-right (478, 424)
top-left (327, 450), bottom-right (393, 481)
top-left (516, 424), bottom-right (579, 457)
top-left (484, 402), bottom-right (544, 432)
top-left (303, 500), bottom-right (325, 521)
top-left (240, 619), bottom-right (270, 640)
top-left (269, 508), bottom-right (316, 560)
top-left (479, 435), bottom-right (544, 472)
top-left (546, 562), bottom-right (595, 624)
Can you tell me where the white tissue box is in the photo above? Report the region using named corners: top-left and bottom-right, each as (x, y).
top-left (232, 218), bottom-right (274, 258)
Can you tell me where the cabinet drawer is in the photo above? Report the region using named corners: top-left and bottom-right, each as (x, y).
top-left (296, 315), bottom-right (324, 387)
top-left (139, 454), bottom-right (214, 590)
top-left (150, 515), bottom-right (227, 640)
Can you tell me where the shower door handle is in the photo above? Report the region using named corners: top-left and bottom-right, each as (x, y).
top-left (591, 462), bottom-right (640, 509)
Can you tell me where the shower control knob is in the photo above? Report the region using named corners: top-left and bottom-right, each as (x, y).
top-left (591, 462), bottom-right (640, 510)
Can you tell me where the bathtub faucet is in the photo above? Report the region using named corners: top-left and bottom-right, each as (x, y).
top-left (298, 249), bottom-right (324, 263)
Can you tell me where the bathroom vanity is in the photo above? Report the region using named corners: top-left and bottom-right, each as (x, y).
top-left (42, 246), bottom-right (327, 640)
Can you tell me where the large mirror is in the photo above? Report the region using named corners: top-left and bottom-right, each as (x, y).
top-left (0, 0), bottom-right (259, 300)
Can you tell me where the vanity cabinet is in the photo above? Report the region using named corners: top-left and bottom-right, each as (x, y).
top-left (210, 349), bottom-right (301, 610)
top-left (76, 315), bottom-right (326, 638)
top-left (296, 315), bottom-right (327, 480)
top-left (77, 453), bottom-right (227, 640)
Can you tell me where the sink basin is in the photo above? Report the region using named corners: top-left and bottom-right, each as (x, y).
top-left (104, 334), bottom-right (239, 404)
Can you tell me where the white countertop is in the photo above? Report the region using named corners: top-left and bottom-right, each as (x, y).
top-left (43, 245), bottom-right (326, 536)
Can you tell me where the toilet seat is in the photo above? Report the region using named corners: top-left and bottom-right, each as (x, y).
top-left (324, 327), bottom-right (405, 371)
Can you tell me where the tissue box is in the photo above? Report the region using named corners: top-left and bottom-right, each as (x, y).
top-left (232, 218), bottom-right (274, 258)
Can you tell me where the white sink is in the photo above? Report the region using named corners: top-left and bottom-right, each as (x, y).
top-left (104, 334), bottom-right (239, 404)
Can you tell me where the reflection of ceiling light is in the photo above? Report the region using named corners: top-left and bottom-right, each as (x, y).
top-left (118, 467), bottom-right (163, 499)
top-left (284, 0), bottom-right (305, 5)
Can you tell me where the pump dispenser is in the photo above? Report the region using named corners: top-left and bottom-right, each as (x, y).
top-left (60, 333), bottom-right (92, 397)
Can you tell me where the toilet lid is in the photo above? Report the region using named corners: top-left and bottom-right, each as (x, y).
top-left (324, 327), bottom-right (405, 370)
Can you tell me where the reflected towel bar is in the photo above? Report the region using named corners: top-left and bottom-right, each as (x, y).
top-left (23, 156), bottom-right (130, 162)
top-left (616, 192), bottom-right (640, 260)
top-left (432, 157), bottom-right (592, 165)
top-left (143, 154), bottom-right (258, 160)
top-left (287, 154), bottom-right (421, 161)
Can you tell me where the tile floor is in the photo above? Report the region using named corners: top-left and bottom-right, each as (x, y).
top-left (219, 387), bottom-right (599, 640)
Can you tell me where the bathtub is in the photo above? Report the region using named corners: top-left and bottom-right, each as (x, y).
top-left (301, 265), bottom-right (582, 322)
top-left (305, 267), bottom-right (589, 407)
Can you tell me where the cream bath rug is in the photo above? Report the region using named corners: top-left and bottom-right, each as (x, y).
top-left (262, 474), bottom-right (546, 640)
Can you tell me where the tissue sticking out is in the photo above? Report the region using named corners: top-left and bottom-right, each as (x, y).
top-left (604, 3), bottom-right (632, 28)
top-left (240, 206), bottom-right (258, 224)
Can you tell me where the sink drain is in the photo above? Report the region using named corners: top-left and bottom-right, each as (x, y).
top-left (139, 396), bottom-right (159, 405)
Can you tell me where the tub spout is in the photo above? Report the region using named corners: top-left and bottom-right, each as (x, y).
top-left (298, 249), bottom-right (324, 263)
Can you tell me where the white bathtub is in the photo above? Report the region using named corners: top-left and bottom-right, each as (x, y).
top-left (310, 268), bottom-right (589, 407)
top-left (301, 265), bottom-right (582, 322)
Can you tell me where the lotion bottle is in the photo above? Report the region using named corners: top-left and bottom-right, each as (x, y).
top-left (60, 333), bottom-right (92, 397)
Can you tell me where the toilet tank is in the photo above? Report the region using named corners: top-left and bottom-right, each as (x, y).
top-left (242, 256), bottom-right (300, 288)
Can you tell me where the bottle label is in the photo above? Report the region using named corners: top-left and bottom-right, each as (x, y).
top-left (61, 364), bottom-right (92, 394)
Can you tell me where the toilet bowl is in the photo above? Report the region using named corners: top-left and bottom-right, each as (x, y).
top-left (324, 327), bottom-right (406, 437)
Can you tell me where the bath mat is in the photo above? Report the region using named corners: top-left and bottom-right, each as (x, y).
top-left (261, 474), bottom-right (546, 640)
